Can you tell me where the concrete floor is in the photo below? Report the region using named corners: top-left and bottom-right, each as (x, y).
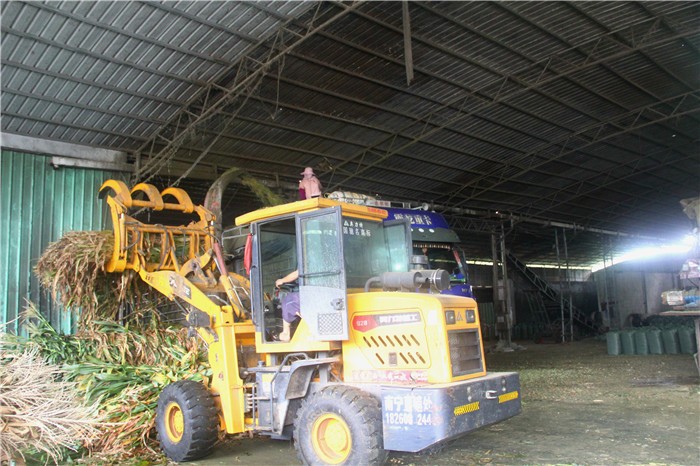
top-left (189, 338), bottom-right (700, 466)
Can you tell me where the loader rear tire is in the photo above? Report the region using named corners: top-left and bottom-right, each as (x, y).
top-left (155, 380), bottom-right (219, 462)
top-left (294, 385), bottom-right (387, 465)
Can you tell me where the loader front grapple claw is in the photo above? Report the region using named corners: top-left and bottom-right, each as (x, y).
top-left (99, 180), bottom-right (214, 274)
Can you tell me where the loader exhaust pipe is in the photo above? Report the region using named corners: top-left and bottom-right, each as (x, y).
top-left (364, 269), bottom-right (450, 293)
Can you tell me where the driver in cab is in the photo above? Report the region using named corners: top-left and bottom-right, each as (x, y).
top-left (275, 270), bottom-right (300, 342)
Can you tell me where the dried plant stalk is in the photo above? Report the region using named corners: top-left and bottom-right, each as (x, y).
top-left (33, 230), bottom-right (118, 318)
top-left (33, 231), bottom-right (160, 326)
top-left (0, 347), bottom-right (100, 464)
top-left (9, 304), bottom-right (209, 461)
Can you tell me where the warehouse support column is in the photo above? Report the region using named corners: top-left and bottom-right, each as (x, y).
top-left (609, 238), bottom-right (621, 330)
top-left (499, 226), bottom-right (513, 346)
top-left (491, 232), bottom-right (504, 342)
top-left (563, 228), bottom-right (573, 342)
top-left (601, 250), bottom-right (611, 328)
top-left (402, 1), bottom-right (414, 86)
top-left (492, 225), bottom-right (512, 347)
top-left (555, 229), bottom-right (564, 342)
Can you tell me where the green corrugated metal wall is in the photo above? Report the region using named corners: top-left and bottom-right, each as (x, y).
top-left (0, 150), bottom-right (124, 335)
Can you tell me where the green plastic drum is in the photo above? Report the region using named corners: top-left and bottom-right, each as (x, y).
top-left (634, 330), bottom-right (649, 355)
top-left (661, 328), bottom-right (680, 354)
top-left (606, 331), bottom-right (621, 356)
top-left (620, 331), bottom-right (636, 355)
top-left (647, 329), bottom-right (663, 355)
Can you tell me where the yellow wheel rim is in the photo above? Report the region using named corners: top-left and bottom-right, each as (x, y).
top-left (311, 413), bottom-right (352, 464)
top-left (165, 402), bottom-right (185, 443)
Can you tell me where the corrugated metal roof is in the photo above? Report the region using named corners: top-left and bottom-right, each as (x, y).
top-left (1, 0), bottom-right (314, 149)
top-left (1, 0), bottom-right (699, 266)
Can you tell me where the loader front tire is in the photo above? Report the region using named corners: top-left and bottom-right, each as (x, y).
top-left (294, 385), bottom-right (387, 465)
top-left (155, 380), bottom-right (219, 462)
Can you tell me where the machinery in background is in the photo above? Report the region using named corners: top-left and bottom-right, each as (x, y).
top-left (100, 180), bottom-right (520, 465)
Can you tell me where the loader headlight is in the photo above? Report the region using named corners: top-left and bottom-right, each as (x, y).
top-left (465, 309), bottom-right (475, 323)
top-left (445, 310), bottom-right (456, 325)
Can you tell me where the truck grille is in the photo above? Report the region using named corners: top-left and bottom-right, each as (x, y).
top-left (448, 329), bottom-right (483, 377)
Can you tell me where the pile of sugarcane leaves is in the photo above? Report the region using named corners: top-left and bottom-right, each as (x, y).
top-left (2, 304), bottom-right (211, 464)
top-left (0, 229), bottom-right (213, 464)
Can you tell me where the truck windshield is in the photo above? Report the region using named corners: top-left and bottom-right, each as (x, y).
top-left (414, 245), bottom-right (466, 282)
top-left (343, 216), bottom-right (408, 288)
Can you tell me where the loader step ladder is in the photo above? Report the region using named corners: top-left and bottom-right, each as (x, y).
top-left (246, 354), bottom-right (305, 434)
top-left (245, 383), bottom-right (274, 432)
top-left (507, 252), bottom-right (598, 332)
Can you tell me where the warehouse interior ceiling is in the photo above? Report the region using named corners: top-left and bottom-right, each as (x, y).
top-left (2, 1), bottom-right (699, 267)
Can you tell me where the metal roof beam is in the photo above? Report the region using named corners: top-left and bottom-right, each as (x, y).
top-left (636, 3), bottom-right (700, 59)
top-left (286, 15), bottom-right (643, 161)
top-left (166, 145), bottom-right (681, 233)
top-left (355, 3), bottom-right (698, 148)
top-left (415, 1), bottom-right (698, 152)
top-left (521, 144), bottom-right (698, 219)
top-left (134, 133), bottom-right (680, 234)
top-left (134, 1), bottom-right (361, 184)
top-left (160, 123), bottom-right (556, 199)
top-left (278, 6), bottom-right (695, 184)
top-left (229, 107), bottom-right (583, 185)
top-left (494, 2), bottom-right (698, 150)
top-left (565, 2), bottom-right (698, 93)
top-left (238, 1), bottom-right (290, 22)
top-left (266, 53), bottom-right (691, 202)
top-left (324, 16), bottom-right (697, 191)
top-left (148, 3), bottom-right (696, 199)
top-left (138, 0), bottom-right (261, 44)
top-left (257, 73), bottom-right (598, 173)
top-left (242, 93), bottom-right (540, 177)
top-left (218, 104), bottom-right (690, 214)
top-left (443, 91), bottom-right (700, 206)
top-left (446, 212), bottom-right (665, 242)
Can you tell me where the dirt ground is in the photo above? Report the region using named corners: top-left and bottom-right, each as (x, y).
top-left (191, 338), bottom-right (699, 466)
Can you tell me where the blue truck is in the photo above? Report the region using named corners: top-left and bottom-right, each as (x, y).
top-left (383, 207), bottom-right (473, 299)
top-left (311, 192), bottom-right (473, 299)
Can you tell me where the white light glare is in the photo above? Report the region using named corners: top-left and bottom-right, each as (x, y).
top-left (591, 236), bottom-right (694, 272)
top-left (681, 233), bottom-right (697, 248)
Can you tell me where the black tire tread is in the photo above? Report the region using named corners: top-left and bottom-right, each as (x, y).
top-left (293, 384), bottom-right (387, 466)
top-left (156, 380), bottom-right (219, 462)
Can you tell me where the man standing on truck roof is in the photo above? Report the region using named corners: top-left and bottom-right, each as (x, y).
top-left (299, 167), bottom-right (322, 199)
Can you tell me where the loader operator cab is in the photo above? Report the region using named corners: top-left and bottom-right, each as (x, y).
top-left (248, 203), bottom-right (412, 344)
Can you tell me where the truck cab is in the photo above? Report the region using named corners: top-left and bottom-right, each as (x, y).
top-left (384, 207), bottom-right (473, 298)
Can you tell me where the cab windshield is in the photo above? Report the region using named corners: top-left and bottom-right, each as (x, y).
top-left (343, 216), bottom-right (409, 289)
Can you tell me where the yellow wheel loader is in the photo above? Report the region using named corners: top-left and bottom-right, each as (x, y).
top-left (100, 180), bottom-right (520, 465)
